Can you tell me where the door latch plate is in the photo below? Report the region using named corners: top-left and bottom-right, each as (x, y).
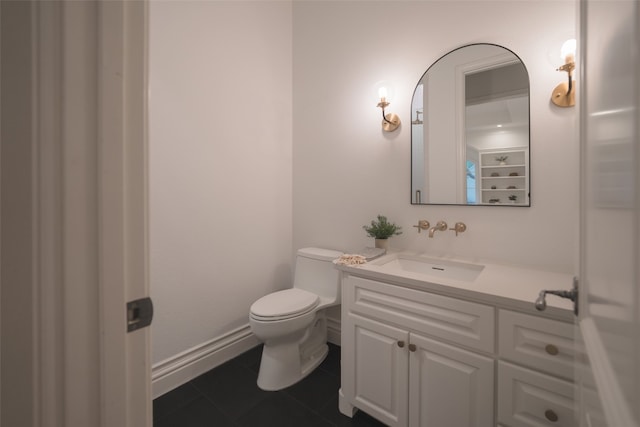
top-left (127, 297), bottom-right (153, 332)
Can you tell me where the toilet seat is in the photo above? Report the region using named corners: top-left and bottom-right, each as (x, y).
top-left (250, 288), bottom-right (319, 321)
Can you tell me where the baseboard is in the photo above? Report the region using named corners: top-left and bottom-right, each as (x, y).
top-left (151, 324), bottom-right (260, 399)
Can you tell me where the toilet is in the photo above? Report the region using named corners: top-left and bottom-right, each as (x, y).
top-left (249, 247), bottom-right (343, 391)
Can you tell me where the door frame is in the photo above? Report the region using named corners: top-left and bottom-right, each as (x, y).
top-left (1, 1), bottom-right (151, 426)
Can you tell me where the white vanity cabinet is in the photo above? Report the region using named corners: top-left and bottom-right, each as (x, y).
top-left (339, 272), bottom-right (576, 427)
top-left (340, 276), bottom-right (495, 427)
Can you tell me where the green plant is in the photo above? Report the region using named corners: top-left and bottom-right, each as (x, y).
top-left (508, 194), bottom-right (518, 201)
top-left (495, 155), bottom-right (508, 162)
top-left (363, 215), bottom-right (403, 239)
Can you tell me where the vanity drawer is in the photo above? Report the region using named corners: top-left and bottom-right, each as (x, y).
top-left (344, 276), bottom-right (495, 353)
top-left (498, 361), bottom-right (575, 427)
top-left (499, 310), bottom-right (575, 380)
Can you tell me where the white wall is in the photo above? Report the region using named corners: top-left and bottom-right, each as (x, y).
top-left (293, 0), bottom-right (578, 274)
top-left (149, 1), bottom-right (293, 365)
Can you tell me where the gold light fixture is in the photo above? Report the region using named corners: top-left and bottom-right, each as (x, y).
top-left (377, 86), bottom-right (401, 132)
top-left (551, 39), bottom-right (577, 107)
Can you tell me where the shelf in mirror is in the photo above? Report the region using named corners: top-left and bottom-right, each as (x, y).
top-left (478, 148), bottom-right (529, 205)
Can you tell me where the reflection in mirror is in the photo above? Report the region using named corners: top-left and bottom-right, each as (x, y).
top-left (411, 44), bottom-right (530, 206)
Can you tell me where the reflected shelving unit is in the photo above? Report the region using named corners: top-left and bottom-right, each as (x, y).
top-left (478, 149), bottom-right (529, 205)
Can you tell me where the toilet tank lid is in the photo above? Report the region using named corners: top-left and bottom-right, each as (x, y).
top-left (297, 247), bottom-right (343, 261)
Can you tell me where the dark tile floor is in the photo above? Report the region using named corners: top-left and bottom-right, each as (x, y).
top-left (153, 343), bottom-right (387, 427)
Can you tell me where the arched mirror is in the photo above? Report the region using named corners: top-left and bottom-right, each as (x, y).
top-left (411, 44), bottom-right (530, 206)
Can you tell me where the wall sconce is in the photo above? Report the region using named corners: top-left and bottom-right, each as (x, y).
top-left (412, 110), bottom-right (423, 125)
top-left (377, 86), bottom-right (401, 132)
top-left (551, 39), bottom-right (577, 107)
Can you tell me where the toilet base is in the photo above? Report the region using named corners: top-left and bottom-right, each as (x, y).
top-left (256, 314), bottom-right (328, 391)
top-left (257, 342), bottom-right (328, 391)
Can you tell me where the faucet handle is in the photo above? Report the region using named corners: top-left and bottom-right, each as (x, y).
top-left (449, 222), bottom-right (467, 236)
top-left (413, 220), bottom-right (430, 233)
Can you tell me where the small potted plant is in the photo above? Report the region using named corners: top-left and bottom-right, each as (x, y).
top-left (508, 194), bottom-right (518, 203)
top-left (495, 155), bottom-right (508, 165)
top-left (363, 215), bottom-right (402, 250)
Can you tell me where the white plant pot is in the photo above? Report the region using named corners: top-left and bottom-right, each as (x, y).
top-left (375, 239), bottom-right (389, 250)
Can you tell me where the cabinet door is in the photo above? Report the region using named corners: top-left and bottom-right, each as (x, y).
top-left (409, 334), bottom-right (494, 427)
top-left (498, 361), bottom-right (575, 427)
top-left (345, 313), bottom-right (409, 427)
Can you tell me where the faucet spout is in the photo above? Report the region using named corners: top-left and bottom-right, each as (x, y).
top-left (428, 221), bottom-right (447, 238)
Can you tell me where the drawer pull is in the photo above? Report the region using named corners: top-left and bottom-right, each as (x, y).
top-left (545, 344), bottom-right (559, 356)
top-left (397, 341), bottom-right (405, 348)
top-left (408, 343), bottom-right (417, 352)
top-left (545, 409), bottom-right (559, 422)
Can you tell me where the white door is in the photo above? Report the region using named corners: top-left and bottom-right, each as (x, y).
top-left (577, 1), bottom-right (639, 426)
top-left (1, 1), bottom-right (151, 426)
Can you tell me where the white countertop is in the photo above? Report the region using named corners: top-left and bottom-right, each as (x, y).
top-left (335, 251), bottom-right (575, 322)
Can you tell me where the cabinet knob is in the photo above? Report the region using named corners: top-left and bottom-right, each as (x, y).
top-left (545, 409), bottom-right (559, 422)
top-left (545, 344), bottom-right (559, 356)
top-left (408, 343), bottom-right (417, 352)
top-left (397, 341), bottom-right (405, 348)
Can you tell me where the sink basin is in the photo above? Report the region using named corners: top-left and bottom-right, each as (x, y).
top-left (375, 254), bottom-right (484, 282)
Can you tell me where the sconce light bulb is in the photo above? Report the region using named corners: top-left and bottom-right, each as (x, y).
top-left (561, 38), bottom-right (577, 64)
top-left (378, 87), bottom-right (388, 101)
top-left (374, 82), bottom-right (400, 131)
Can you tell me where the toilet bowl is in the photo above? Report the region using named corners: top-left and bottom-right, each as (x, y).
top-left (249, 247), bottom-right (343, 391)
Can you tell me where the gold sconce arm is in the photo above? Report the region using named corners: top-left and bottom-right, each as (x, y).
top-left (378, 88), bottom-right (400, 132)
top-left (551, 61), bottom-right (576, 107)
top-left (377, 96), bottom-right (401, 132)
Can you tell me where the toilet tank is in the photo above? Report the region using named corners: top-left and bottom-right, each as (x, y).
top-left (293, 247), bottom-right (343, 301)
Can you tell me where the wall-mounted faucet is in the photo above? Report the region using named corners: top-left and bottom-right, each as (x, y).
top-left (413, 220), bottom-right (430, 233)
top-left (428, 221), bottom-right (447, 238)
